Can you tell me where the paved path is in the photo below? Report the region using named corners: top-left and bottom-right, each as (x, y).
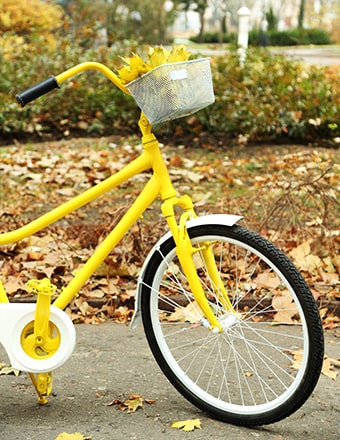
top-left (0, 322), bottom-right (339, 440)
top-left (193, 45), bottom-right (340, 65)
top-left (271, 46), bottom-right (340, 65)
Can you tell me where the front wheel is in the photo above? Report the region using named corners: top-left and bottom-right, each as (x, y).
top-left (140, 224), bottom-right (324, 426)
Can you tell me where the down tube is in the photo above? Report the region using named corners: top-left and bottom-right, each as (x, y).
top-left (53, 176), bottom-right (161, 310)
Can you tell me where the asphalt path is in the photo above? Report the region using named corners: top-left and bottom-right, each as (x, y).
top-left (271, 45), bottom-right (340, 65)
top-left (0, 322), bottom-right (339, 440)
top-left (193, 45), bottom-right (340, 65)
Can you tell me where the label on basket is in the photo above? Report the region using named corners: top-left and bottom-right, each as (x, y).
top-left (170, 69), bottom-right (188, 81)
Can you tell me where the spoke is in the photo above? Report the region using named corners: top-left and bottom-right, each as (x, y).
top-left (241, 320), bottom-right (304, 357)
top-left (231, 326), bottom-right (296, 386)
top-left (191, 336), bottom-right (219, 383)
top-left (224, 330), bottom-right (283, 401)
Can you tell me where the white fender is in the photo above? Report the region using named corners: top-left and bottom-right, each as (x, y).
top-left (0, 303), bottom-right (76, 372)
top-left (130, 214), bottom-right (242, 329)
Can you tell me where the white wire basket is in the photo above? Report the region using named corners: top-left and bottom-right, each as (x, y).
top-left (126, 58), bottom-right (215, 125)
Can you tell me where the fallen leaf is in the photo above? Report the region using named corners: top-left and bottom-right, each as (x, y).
top-left (107, 394), bottom-right (154, 413)
top-left (254, 272), bottom-right (280, 290)
top-left (292, 351), bottom-right (338, 380)
top-left (290, 349), bottom-right (303, 370)
top-left (54, 433), bottom-right (91, 440)
top-left (289, 240), bottom-right (322, 272)
top-left (322, 314), bottom-right (340, 329)
top-left (272, 290), bottom-right (298, 323)
top-left (322, 355), bottom-right (338, 380)
top-left (167, 301), bottom-right (204, 323)
top-left (172, 419), bottom-right (201, 432)
top-left (0, 363), bottom-right (20, 376)
top-left (125, 394), bottom-right (143, 413)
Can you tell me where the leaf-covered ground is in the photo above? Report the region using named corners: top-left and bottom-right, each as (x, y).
top-left (0, 135), bottom-right (339, 327)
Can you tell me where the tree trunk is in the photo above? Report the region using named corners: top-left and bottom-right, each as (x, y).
top-left (298, 0), bottom-right (306, 29)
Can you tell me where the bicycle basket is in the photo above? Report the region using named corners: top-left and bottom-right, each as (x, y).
top-left (126, 58), bottom-right (214, 125)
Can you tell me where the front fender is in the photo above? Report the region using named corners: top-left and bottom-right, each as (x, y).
top-left (130, 214), bottom-right (242, 329)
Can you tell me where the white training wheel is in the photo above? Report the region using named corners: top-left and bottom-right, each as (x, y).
top-left (8, 305), bottom-right (76, 373)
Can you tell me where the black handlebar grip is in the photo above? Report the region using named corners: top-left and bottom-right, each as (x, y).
top-left (16, 76), bottom-right (60, 107)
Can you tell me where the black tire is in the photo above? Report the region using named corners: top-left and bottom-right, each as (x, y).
top-left (140, 224), bottom-right (324, 426)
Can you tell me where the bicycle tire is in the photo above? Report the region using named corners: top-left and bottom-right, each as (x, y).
top-left (140, 224), bottom-right (324, 426)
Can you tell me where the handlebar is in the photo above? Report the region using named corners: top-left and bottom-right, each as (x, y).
top-left (16, 62), bottom-right (128, 107)
top-left (16, 76), bottom-right (59, 107)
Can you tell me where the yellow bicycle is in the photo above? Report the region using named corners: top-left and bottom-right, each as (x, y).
top-left (0, 56), bottom-right (324, 426)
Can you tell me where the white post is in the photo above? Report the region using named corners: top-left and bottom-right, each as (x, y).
top-left (237, 6), bottom-right (251, 66)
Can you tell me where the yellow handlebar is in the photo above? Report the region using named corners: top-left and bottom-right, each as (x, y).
top-left (55, 61), bottom-right (129, 94)
top-left (16, 61), bottom-right (129, 107)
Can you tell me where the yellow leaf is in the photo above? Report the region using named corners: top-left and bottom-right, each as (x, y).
top-left (54, 433), bottom-right (91, 440)
top-left (148, 46), bottom-right (169, 69)
top-left (0, 365), bottom-right (20, 376)
top-left (172, 419), bottom-right (201, 432)
top-left (167, 45), bottom-right (191, 63)
top-left (129, 55), bottom-right (149, 74)
top-left (106, 393), bottom-right (154, 411)
top-left (117, 66), bottom-right (136, 85)
top-left (0, 12), bottom-right (12, 28)
top-left (322, 355), bottom-right (338, 380)
top-left (126, 395), bottom-right (143, 413)
top-left (117, 45), bottom-right (191, 84)
top-left (117, 54), bottom-right (149, 84)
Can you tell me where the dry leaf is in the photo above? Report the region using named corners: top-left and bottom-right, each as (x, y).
top-left (125, 394), bottom-right (143, 413)
top-left (255, 272), bottom-right (280, 290)
top-left (107, 394), bottom-right (154, 413)
top-left (322, 355), bottom-right (338, 380)
top-left (172, 419), bottom-right (201, 432)
top-left (272, 290), bottom-right (298, 323)
top-left (289, 240), bottom-right (322, 272)
top-left (292, 352), bottom-right (338, 380)
top-left (0, 365), bottom-right (20, 376)
top-left (322, 314), bottom-right (340, 329)
top-left (54, 433), bottom-right (91, 440)
top-left (290, 349), bottom-right (303, 370)
top-left (167, 301), bottom-right (204, 323)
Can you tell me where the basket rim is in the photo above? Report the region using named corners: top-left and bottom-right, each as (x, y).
top-left (125, 57), bottom-right (211, 88)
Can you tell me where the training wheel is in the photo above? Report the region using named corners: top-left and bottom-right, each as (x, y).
top-left (10, 305), bottom-right (76, 373)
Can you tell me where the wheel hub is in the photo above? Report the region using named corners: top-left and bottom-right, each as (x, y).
top-left (219, 313), bottom-right (240, 331)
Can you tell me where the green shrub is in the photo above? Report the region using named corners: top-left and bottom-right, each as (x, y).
top-left (1, 39), bottom-right (339, 144)
top-left (0, 36), bottom-right (139, 136)
top-left (249, 28), bottom-right (332, 46)
top-left (189, 32), bottom-right (236, 44)
top-left (194, 49), bottom-right (340, 142)
top-left (191, 28), bottom-right (331, 47)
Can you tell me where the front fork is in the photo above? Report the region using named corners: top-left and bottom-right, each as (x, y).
top-left (162, 196), bottom-right (235, 333)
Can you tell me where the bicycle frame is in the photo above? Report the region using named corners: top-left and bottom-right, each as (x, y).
top-left (0, 60), bottom-right (237, 403)
top-left (0, 114), bottom-right (232, 326)
top-left (0, 114), bottom-right (174, 303)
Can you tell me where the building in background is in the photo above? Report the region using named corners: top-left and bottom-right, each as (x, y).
top-left (171, 0), bottom-right (339, 39)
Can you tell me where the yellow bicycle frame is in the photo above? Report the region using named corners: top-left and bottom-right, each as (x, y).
top-left (0, 62), bottom-right (234, 332)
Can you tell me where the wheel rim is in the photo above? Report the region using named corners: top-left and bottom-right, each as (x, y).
top-left (146, 234), bottom-right (311, 415)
